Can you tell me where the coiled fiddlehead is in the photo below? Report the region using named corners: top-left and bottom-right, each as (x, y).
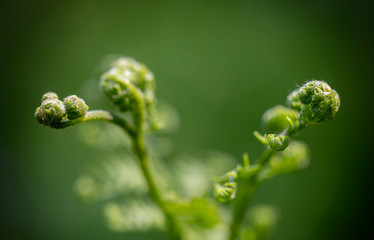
top-left (100, 57), bottom-right (155, 113)
top-left (264, 134), bottom-right (289, 152)
top-left (35, 96), bottom-right (66, 128)
top-left (99, 57), bottom-right (164, 132)
top-left (63, 95), bottom-right (89, 120)
top-left (296, 80), bottom-right (340, 123)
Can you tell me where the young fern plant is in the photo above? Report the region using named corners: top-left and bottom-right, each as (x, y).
top-left (213, 80), bottom-right (340, 240)
top-left (35, 58), bottom-right (182, 240)
top-left (34, 57), bottom-right (340, 240)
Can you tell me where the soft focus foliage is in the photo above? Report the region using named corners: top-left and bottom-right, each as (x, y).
top-left (2, 1), bottom-right (371, 240)
top-left (242, 205), bottom-right (279, 240)
top-left (33, 55), bottom-right (339, 240)
top-left (103, 200), bottom-right (164, 232)
top-left (258, 141), bottom-right (310, 182)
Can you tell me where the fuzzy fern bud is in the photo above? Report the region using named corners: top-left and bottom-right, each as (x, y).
top-left (63, 95), bottom-right (89, 119)
top-left (297, 81), bottom-right (340, 123)
top-left (35, 98), bottom-right (66, 127)
top-left (264, 134), bottom-right (289, 151)
top-left (100, 71), bottom-right (137, 112)
top-left (41, 91), bottom-right (59, 101)
top-left (100, 57), bottom-right (155, 113)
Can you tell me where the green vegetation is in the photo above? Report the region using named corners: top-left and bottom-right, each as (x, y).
top-left (35, 57), bottom-right (340, 240)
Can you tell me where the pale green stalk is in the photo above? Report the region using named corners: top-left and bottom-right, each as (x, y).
top-left (228, 148), bottom-right (275, 240)
top-left (130, 86), bottom-right (183, 240)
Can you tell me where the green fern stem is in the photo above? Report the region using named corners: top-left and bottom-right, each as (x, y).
top-left (228, 123), bottom-right (308, 240)
top-left (130, 88), bottom-right (183, 240)
top-left (229, 148), bottom-right (275, 240)
top-left (52, 110), bottom-right (135, 136)
top-left (132, 134), bottom-right (183, 240)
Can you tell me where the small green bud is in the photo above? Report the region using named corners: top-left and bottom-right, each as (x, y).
top-left (63, 95), bottom-right (89, 119)
top-left (214, 182), bottom-right (237, 204)
top-left (261, 105), bottom-right (299, 134)
top-left (100, 57), bottom-right (156, 114)
top-left (41, 91), bottom-right (59, 101)
top-left (35, 98), bottom-right (66, 127)
top-left (296, 80), bottom-right (340, 123)
top-left (265, 134), bottom-right (289, 151)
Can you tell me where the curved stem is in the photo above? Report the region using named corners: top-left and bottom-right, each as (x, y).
top-left (132, 134), bottom-right (182, 240)
top-left (129, 88), bottom-right (182, 240)
top-left (54, 110), bottom-right (136, 137)
top-left (257, 148), bottom-right (276, 165)
top-left (228, 148), bottom-right (275, 240)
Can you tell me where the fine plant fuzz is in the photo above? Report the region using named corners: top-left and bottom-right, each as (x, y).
top-left (35, 57), bottom-right (340, 240)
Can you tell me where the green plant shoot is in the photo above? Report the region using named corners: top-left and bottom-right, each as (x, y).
top-left (34, 57), bottom-right (340, 240)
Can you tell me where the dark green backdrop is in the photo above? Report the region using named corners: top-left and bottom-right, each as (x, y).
top-left (1, 0), bottom-right (373, 239)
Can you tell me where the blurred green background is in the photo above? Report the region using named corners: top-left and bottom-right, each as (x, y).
top-left (1, 0), bottom-right (373, 239)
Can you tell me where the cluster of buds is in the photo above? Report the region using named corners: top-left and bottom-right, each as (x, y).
top-left (214, 80), bottom-right (340, 206)
top-left (260, 80), bottom-right (340, 152)
top-left (35, 92), bottom-right (88, 128)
